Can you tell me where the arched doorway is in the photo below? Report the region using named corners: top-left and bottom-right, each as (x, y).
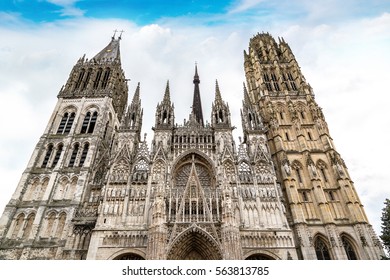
top-left (167, 226), bottom-right (222, 260)
top-left (245, 254), bottom-right (275, 260)
top-left (113, 253), bottom-right (145, 260)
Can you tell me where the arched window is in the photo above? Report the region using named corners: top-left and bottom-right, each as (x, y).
top-left (287, 72), bottom-right (297, 90)
top-left (263, 73), bottom-right (272, 91)
top-left (45, 212), bottom-right (56, 237)
top-left (74, 68), bottom-right (85, 89)
top-left (55, 213), bottom-right (67, 238)
top-left (271, 72), bottom-right (280, 91)
top-left (79, 143), bottom-right (89, 167)
top-left (317, 161), bottom-right (328, 183)
top-left (57, 113), bottom-right (68, 134)
top-left (80, 112), bottom-right (91, 133)
top-left (101, 68), bottom-right (111, 89)
top-left (64, 112), bottom-right (75, 133)
top-left (82, 68), bottom-right (92, 90)
top-left (80, 111), bottom-right (98, 134)
top-left (88, 111), bottom-right (97, 133)
top-left (51, 144), bottom-right (63, 168)
top-left (292, 161), bottom-right (303, 184)
top-left (342, 236), bottom-right (358, 260)
top-left (93, 68), bottom-right (103, 89)
top-left (11, 213), bottom-right (25, 238)
top-left (57, 112), bottom-right (76, 134)
top-left (68, 143), bottom-right (79, 167)
top-left (22, 213), bottom-right (35, 239)
top-left (42, 144), bottom-right (54, 168)
top-left (315, 238), bottom-right (331, 260)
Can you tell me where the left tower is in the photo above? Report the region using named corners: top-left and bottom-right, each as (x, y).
top-left (0, 35), bottom-right (128, 260)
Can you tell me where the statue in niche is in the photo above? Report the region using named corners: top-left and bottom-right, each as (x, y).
top-left (283, 160), bottom-right (291, 176)
top-left (309, 163), bottom-right (317, 177)
top-left (336, 162), bottom-right (345, 178)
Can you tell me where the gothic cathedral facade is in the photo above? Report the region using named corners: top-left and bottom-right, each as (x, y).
top-left (0, 33), bottom-right (383, 260)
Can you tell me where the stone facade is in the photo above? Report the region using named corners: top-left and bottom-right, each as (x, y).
top-left (0, 33), bottom-right (383, 260)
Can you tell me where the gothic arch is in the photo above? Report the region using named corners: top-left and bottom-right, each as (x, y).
top-left (316, 159), bottom-right (328, 169)
top-left (66, 176), bottom-right (78, 199)
top-left (313, 234), bottom-right (332, 260)
top-left (172, 149), bottom-right (216, 177)
top-left (55, 212), bottom-right (67, 239)
top-left (38, 177), bottom-right (49, 200)
top-left (340, 233), bottom-right (359, 260)
top-left (244, 249), bottom-right (280, 260)
top-left (132, 156), bottom-right (149, 183)
top-left (297, 102), bottom-right (311, 123)
top-left (167, 225), bottom-right (222, 260)
top-left (109, 248), bottom-right (146, 260)
top-left (223, 159), bottom-right (236, 181)
top-left (44, 211), bottom-right (57, 237)
top-left (11, 212), bottom-right (25, 238)
top-left (59, 105), bottom-right (77, 115)
top-left (22, 212), bottom-right (36, 239)
top-left (83, 104), bottom-right (100, 114)
top-left (151, 159), bottom-right (166, 182)
top-left (54, 176), bottom-right (69, 200)
top-left (25, 177), bottom-right (40, 201)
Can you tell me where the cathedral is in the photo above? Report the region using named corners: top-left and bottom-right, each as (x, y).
top-left (0, 32), bottom-right (383, 260)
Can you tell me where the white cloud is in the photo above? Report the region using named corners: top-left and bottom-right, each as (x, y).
top-left (228, 0), bottom-right (266, 14)
top-left (0, 10), bottom-right (389, 240)
top-left (46, 0), bottom-right (85, 17)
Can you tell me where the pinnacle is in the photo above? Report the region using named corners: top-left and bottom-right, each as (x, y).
top-left (163, 80), bottom-right (170, 102)
top-left (215, 79), bottom-right (222, 102)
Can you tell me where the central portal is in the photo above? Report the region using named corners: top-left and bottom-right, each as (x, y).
top-left (167, 226), bottom-right (223, 260)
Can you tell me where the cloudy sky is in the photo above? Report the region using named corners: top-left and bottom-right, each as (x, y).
top-left (0, 0), bottom-right (389, 238)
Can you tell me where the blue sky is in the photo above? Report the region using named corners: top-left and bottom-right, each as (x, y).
top-left (2, 0), bottom-right (389, 26)
top-left (0, 0), bottom-right (390, 247)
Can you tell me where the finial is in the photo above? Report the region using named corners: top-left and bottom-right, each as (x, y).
top-left (112, 29), bottom-right (118, 40)
top-left (163, 80), bottom-right (170, 102)
top-left (119, 30), bottom-right (124, 40)
top-left (194, 62), bottom-right (199, 80)
top-left (215, 79), bottom-right (222, 101)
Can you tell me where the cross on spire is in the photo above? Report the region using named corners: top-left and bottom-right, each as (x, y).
top-left (112, 29), bottom-right (118, 40)
top-left (112, 29), bottom-right (124, 40)
top-left (119, 30), bottom-right (124, 40)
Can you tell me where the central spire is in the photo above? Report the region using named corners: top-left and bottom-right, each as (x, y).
top-left (192, 63), bottom-right (204, 126)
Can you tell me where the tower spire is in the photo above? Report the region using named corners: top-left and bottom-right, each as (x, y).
top-left (215, 79), bottom-right (222, 102)
top-left (192, 63), bottom-right (204, 126)
top-left (163, 80), bottom-right (170, 103)
top-left (93, 35), bottom-right (121, 61)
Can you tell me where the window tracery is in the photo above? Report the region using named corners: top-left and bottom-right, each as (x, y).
top-left (315, 237), bottom-right (331, 260)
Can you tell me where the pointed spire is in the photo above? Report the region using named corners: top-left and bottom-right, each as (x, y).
top-left (131, 82), bottom-right (141, 106)
top-left (163, 80), bottom-right (170, 103)
top-left (93, 35), bottom-right (121, 61)
top-left (215, 80), bottom-right (222, 102)
top-left (194, 62), bottom-right (200, 83)
top-left (192, 63), bottom-right (204, 126)
top-left (243, 82), bottom-right (251, 105)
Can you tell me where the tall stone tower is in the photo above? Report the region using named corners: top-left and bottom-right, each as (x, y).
top-left (0, 32), bottom-right (383, 260)
top-left (0, 34), bottom-right (128, 260)
top-left (243, 32), bottom-right (383, 260)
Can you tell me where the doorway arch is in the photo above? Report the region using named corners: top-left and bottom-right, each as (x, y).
top-left (167, 225), bottom-right (222, 260)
